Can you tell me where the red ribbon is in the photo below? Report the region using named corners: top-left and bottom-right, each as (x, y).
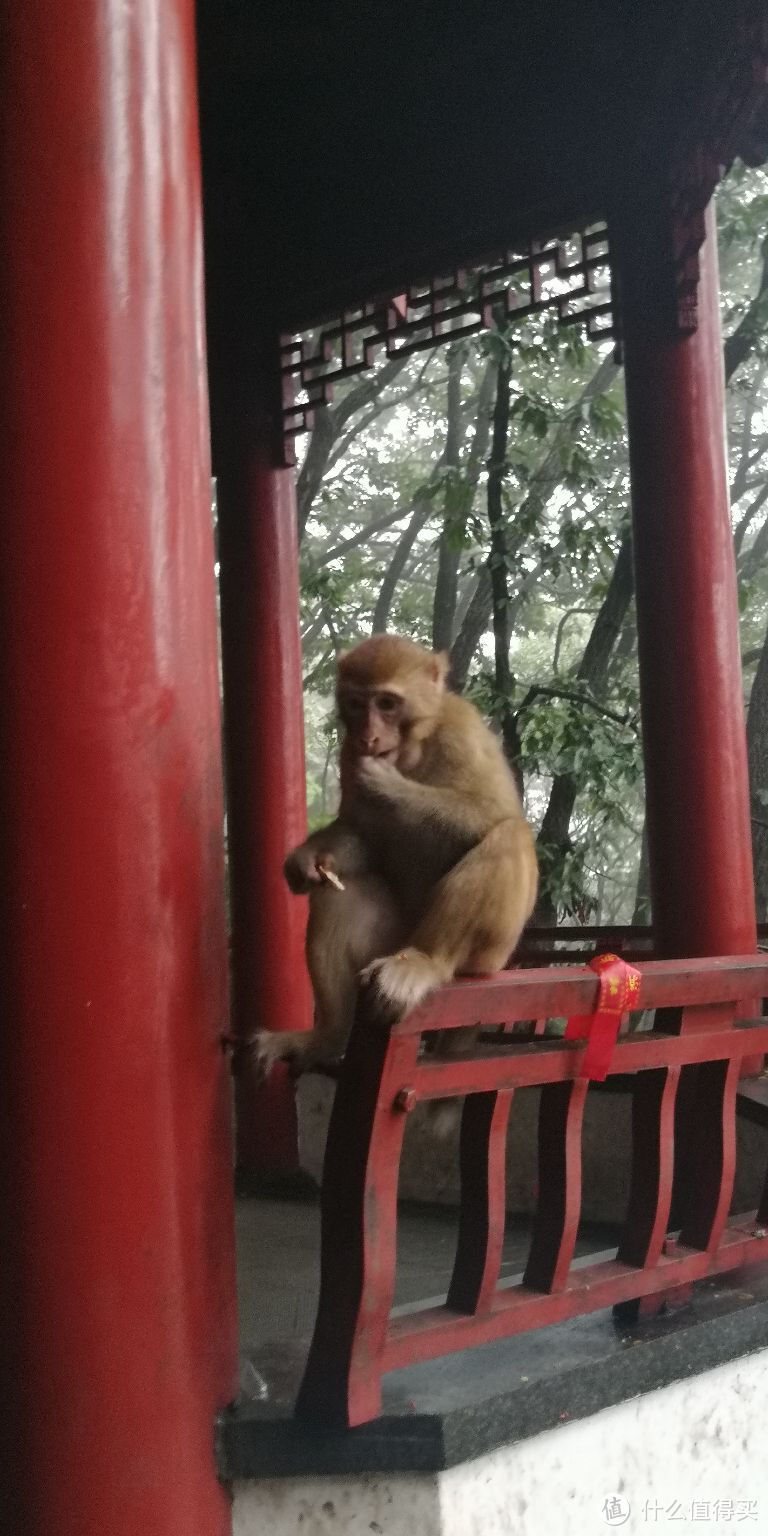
top-left (564, 952), bottom-right (641, 1081)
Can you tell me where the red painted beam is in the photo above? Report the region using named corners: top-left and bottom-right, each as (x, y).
top-left (0, 4), bottom-right (237, 1532)
top-left (620, 201), bottom-right (757, 960)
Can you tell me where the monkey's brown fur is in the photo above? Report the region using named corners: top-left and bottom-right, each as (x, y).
top-left (256, 635), bottom-right (538, 1071)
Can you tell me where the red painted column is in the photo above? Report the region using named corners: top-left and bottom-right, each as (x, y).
top-left (213, 360), bottom-right (313, 1180)
top-left (620, 199), bottom-right (757, 959)
top-left (0, 5), bottom-right (237, 1534)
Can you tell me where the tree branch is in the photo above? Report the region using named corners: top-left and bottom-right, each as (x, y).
top-left (486, 360), bottom-right (524, 787)
top-left (739, 507), bottom-right (768, 582)
top-left (296, 354), bottom-right (411, 538)
top-left (313, 501), bottom-right (421, 569)
top-left (516, 681), bottom-right (636, 731)
top-left (449, 350), bottom-right (619, 689)
top-left (532, 531), bottom-right (635, 922)
top-left (552, 607), bottom-right (601, 675)
top-left (431, 343), bottom-right (468, 650)
top-left (371, 496), bottom-right (436, 632)
top-left (723, 230), bottom-right (768, 385)
top-left (432, 353), bottom-right (497, 650)
top-left (734, 480), bottom-right (768, 556)
top-left (324, 356), bottom-right (437, 474)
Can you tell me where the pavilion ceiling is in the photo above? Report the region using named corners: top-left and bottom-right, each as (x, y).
top-left (197, 1), bottom-right (768, 333)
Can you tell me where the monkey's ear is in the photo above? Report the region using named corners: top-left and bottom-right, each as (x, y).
top-left (429, 651), bottom-right (449, 689)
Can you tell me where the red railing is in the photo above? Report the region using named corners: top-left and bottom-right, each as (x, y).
top-left (295, 952), bottom-right (768, 1428)
top-left (516, 924), bottom-right (655, 966)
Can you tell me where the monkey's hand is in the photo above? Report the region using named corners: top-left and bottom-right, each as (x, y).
top-left (284, 823), bottom-right (370, 893)
top-left (355, 755), bottom-right (402, 800)
top-left (284, 844), bottom-right (338, 894)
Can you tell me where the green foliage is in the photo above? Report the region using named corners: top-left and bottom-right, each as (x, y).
top-left (520, 693), bottom-right (640, 801)
top-left (536, 841), bottom-right (598, 923)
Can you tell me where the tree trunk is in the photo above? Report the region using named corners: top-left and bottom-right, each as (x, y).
top-left (431, 345), bottom-right (467, 650)
top-left (535, 530), bottom-right (635, 922)
top-left (723, 230), bottom-right (768, 384)
top-left (450, 352), bottom-right (619, 689)
top-left (632, 828), bottom-right (651, 924)
top-left (372, 495), bottom-right (435, 632)
top-left (296, 403), bottom-right (335, 541)
top-left (432, 356), bottom-right (496, 651)
top-left (375, 357), bottom-right (497, 636)
top-left (296, 356), bottom-right (409, 540)
top-left (486, 362), bottom-right (525, 790)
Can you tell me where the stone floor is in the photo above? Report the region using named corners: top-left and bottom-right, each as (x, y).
top-left (235, 1194), bottom-right (618, 1411)
top-left (226, 1193), bottom-right (768, 1480)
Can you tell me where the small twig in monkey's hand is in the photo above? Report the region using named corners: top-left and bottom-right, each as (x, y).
top-left (318, 864), bottom-right (345, 891)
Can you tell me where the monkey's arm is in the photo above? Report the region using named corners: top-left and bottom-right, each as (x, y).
top-left (352, 757), bottom-right (492, 845)
top-left (284, 820), bottom-right (372, 894)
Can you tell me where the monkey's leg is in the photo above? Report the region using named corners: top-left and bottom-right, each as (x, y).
top-left (361, 818), bottom-right (538, 1014)
top-left (255, 872), bottom-right (405, 1072)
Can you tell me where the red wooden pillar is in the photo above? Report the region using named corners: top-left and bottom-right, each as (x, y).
top-left (620, 199), bottom-right (757, 960)
top-left (213, 353), bottom-right (313, 1181)
top-left (0, 4), bottom-right (237, 1534)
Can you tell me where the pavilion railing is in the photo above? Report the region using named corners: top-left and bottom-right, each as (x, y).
top-left (295, 952), bottom-right (768, 1428)
top-left (516, 924), bottom-right (655, 966)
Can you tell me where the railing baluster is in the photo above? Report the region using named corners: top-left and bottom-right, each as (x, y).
top-left (447, 1089), bottom-right (513, 1313)
top-left (295, 1002), bottom-right (420, 1428)
top-left (523, 1077), bottom-right (588, 1292)
top-left (618, 1065), bottom-right (681, 1267)
top-left (612, 1064), bottom-right (681, 1323)
top-left (293, 952), bottom-right (768, 1430)
top-left (679, 1055), bottom-right (740, 1252)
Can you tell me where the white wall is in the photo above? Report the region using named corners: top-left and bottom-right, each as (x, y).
top-left (233, 1346), bottom-right (768, 1536)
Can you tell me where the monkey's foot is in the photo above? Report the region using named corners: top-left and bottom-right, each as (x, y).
top-left (249, 1029), bottom-right (344, 1080)
top-left (247, 1029), bottom-right (308, 1076)
top-left (248, 1030), bottom-right (287, 1075)
top-left (360, 947), bottom-right (448, 1015)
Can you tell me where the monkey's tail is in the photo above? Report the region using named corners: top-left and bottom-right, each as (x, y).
top-left (360, 946), bottom-right (452, 1015)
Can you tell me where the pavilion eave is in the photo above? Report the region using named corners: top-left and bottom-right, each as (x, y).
top-left (198, 0), bottom-right (768, 331)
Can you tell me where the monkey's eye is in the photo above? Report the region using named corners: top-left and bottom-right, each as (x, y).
top-left (376, 694), bottom-right (400, 715)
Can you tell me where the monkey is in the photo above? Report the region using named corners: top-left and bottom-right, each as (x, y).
top-left (255, 634), bottom-right (538, 1072)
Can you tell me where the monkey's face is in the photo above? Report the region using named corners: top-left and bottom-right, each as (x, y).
top-left (336, 636), bottom-right (449, 771)
top-left (339, 687), bottom-right (404, 761)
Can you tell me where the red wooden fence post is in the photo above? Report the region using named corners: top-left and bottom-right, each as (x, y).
top-left (620, 198), bottom-right (757, 961)
top-left (212, 346), bottom-right (313, 1181)
top-left (295, 1003), bottom-right (420, 1428)
top-left (0, 3), bottom-right (237, 1531)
